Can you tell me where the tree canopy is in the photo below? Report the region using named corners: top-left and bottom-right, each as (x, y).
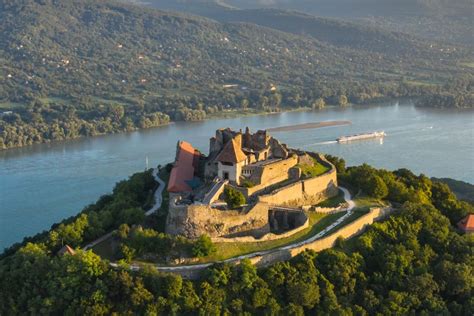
top-left (1, 158), bottom-right (473, 314)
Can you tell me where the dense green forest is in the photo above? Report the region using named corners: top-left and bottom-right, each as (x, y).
top-left (1, 0), bottom-right (473, 150)
top-left (1, 157), bottom-right (473, 314)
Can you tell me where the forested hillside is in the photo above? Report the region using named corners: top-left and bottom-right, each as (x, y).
top-left (1, 160), bottom-right (473, 314)
top-left (145, 3), bottom-right (451, 57)
top-left (217, 0), bottom-right (474, 44)
top-left (0, 0), bottom-right (472, 150)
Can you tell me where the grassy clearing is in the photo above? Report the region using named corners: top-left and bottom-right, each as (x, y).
top-left (198, 211), bottom-right (346, 263)
top-left (297, 158), bottom-right (330, 178)
top-left (316, 190), bottom-right (345, 208)
top-left (354, 195), bottom-right (387, 209)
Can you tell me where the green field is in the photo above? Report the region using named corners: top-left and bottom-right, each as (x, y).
top-left (297, 158), bottom-right (330, 178)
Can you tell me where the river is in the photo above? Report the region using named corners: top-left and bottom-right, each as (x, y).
top-left (1, 101), bottom-right (473, 249)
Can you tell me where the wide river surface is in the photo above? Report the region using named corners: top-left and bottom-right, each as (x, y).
top-left (1, 102), bottom-right (473, 249)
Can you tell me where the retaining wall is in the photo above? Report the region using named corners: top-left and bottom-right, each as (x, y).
top-left (166, 201), bottom-right (270, 238)
top-left (251, 206), bottom-right (393, 267)
top-left (258, 167), bottom-right (338, 206)
top-left (211, 215), bottom-right (309, 243)
top-left (159, 206), bottom-right (393, 279)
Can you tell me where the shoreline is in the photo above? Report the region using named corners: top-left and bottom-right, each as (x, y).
top-left (0, 107), bottom-right (313, 152)
top-left (0, 99), bottom-right (415, 152)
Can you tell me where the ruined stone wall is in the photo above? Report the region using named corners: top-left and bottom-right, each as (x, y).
top-left (259, 182), bottom-right (304, 205)
top-left (257, 165), bottom-right (338, 206)
top-left (302, 169), bottom-right (338, 196)
top-left (211, 215), bottom-right (309, 243)
top-left (290, 207), bottom-right (391, 255)
top-left (269, 137), bottom-right (288, 159)
top-left (166, 202), bottom-right (270, 238)
top-left (259, 155), bottom-right (298, 185)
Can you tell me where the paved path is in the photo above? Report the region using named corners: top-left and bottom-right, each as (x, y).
top-left (145, 171), bottom-right (165, 216)
top-left (84, 169), bottom-right (164, 250)
top-left (134, 187), bottom-right (355, 273)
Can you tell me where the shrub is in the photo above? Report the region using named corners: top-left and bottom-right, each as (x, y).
top-left (192, 235), bottom-right (216, 258)
top-left (224, 186), bottom-right (246, 209)
top-left (365, 175), bottom-right (389, 199)
top-left (240, 179), bottom-right (256, 188)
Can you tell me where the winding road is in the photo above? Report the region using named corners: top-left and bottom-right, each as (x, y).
top-left (128, 187), bottom-right (355, 273)
top-left (145, 171), bottom-right (165, 216)
top-left (84, 168), bottom-right (164, 250)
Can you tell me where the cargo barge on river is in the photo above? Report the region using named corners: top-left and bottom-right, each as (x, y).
top-left (337, 131), bottom-right (386, 143)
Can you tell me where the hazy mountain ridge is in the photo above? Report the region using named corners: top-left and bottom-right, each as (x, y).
top-left (143, 4), bottom-right (447, 58)
top-left (2, 0), bottom-right (465, 103)
top-left (143, 0), bottom-right (474, 45)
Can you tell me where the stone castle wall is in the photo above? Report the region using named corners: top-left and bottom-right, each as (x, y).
top-left (166, 201), bottom-right (270, 238)
top-left (211, 213), bottom-right (309, 243)
top-left (258, 167), bottom-right (338, 206)
top-left (258, 155), bottom-right (298, 185)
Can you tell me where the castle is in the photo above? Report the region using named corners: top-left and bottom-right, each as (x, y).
top-left (165, 128), bottom-right (338, 241)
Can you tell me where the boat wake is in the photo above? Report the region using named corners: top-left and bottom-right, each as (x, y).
top-left (307, 140), bottom-right (338, 146)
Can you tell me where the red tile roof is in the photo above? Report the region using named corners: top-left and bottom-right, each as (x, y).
top-left (167, 141), bottom-right (198, 193)
top-left (57, 245), bottom-right (76, 256)
top-left (216, 138), bottom-right (247, 163)
top-left (458, 214), bottom-right (474, 233)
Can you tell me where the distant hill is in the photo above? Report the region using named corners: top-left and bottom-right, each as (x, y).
top-left (139, 3), bottom-right (443, 58)
top-left (432, 177), bottom-right (474, 203)
top-left (1, 0), bottom-right (466, 105)
top-left (224, 0), bottom-right (473, 17)
top-left (141, 0), bottom-right (474, 45)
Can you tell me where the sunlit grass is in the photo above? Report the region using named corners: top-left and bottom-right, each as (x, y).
top-left (297, 158), bottom-right (330, 178)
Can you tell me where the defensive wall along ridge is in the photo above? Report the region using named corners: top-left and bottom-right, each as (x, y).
top-left (166, 200), bottom-right (271, 238)
top-left (258, 166), bottom-right (338, 207)
top-left (156, 205), bottom-right (393, 279)
top-left (249, 206), bottom-right (393, 268)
